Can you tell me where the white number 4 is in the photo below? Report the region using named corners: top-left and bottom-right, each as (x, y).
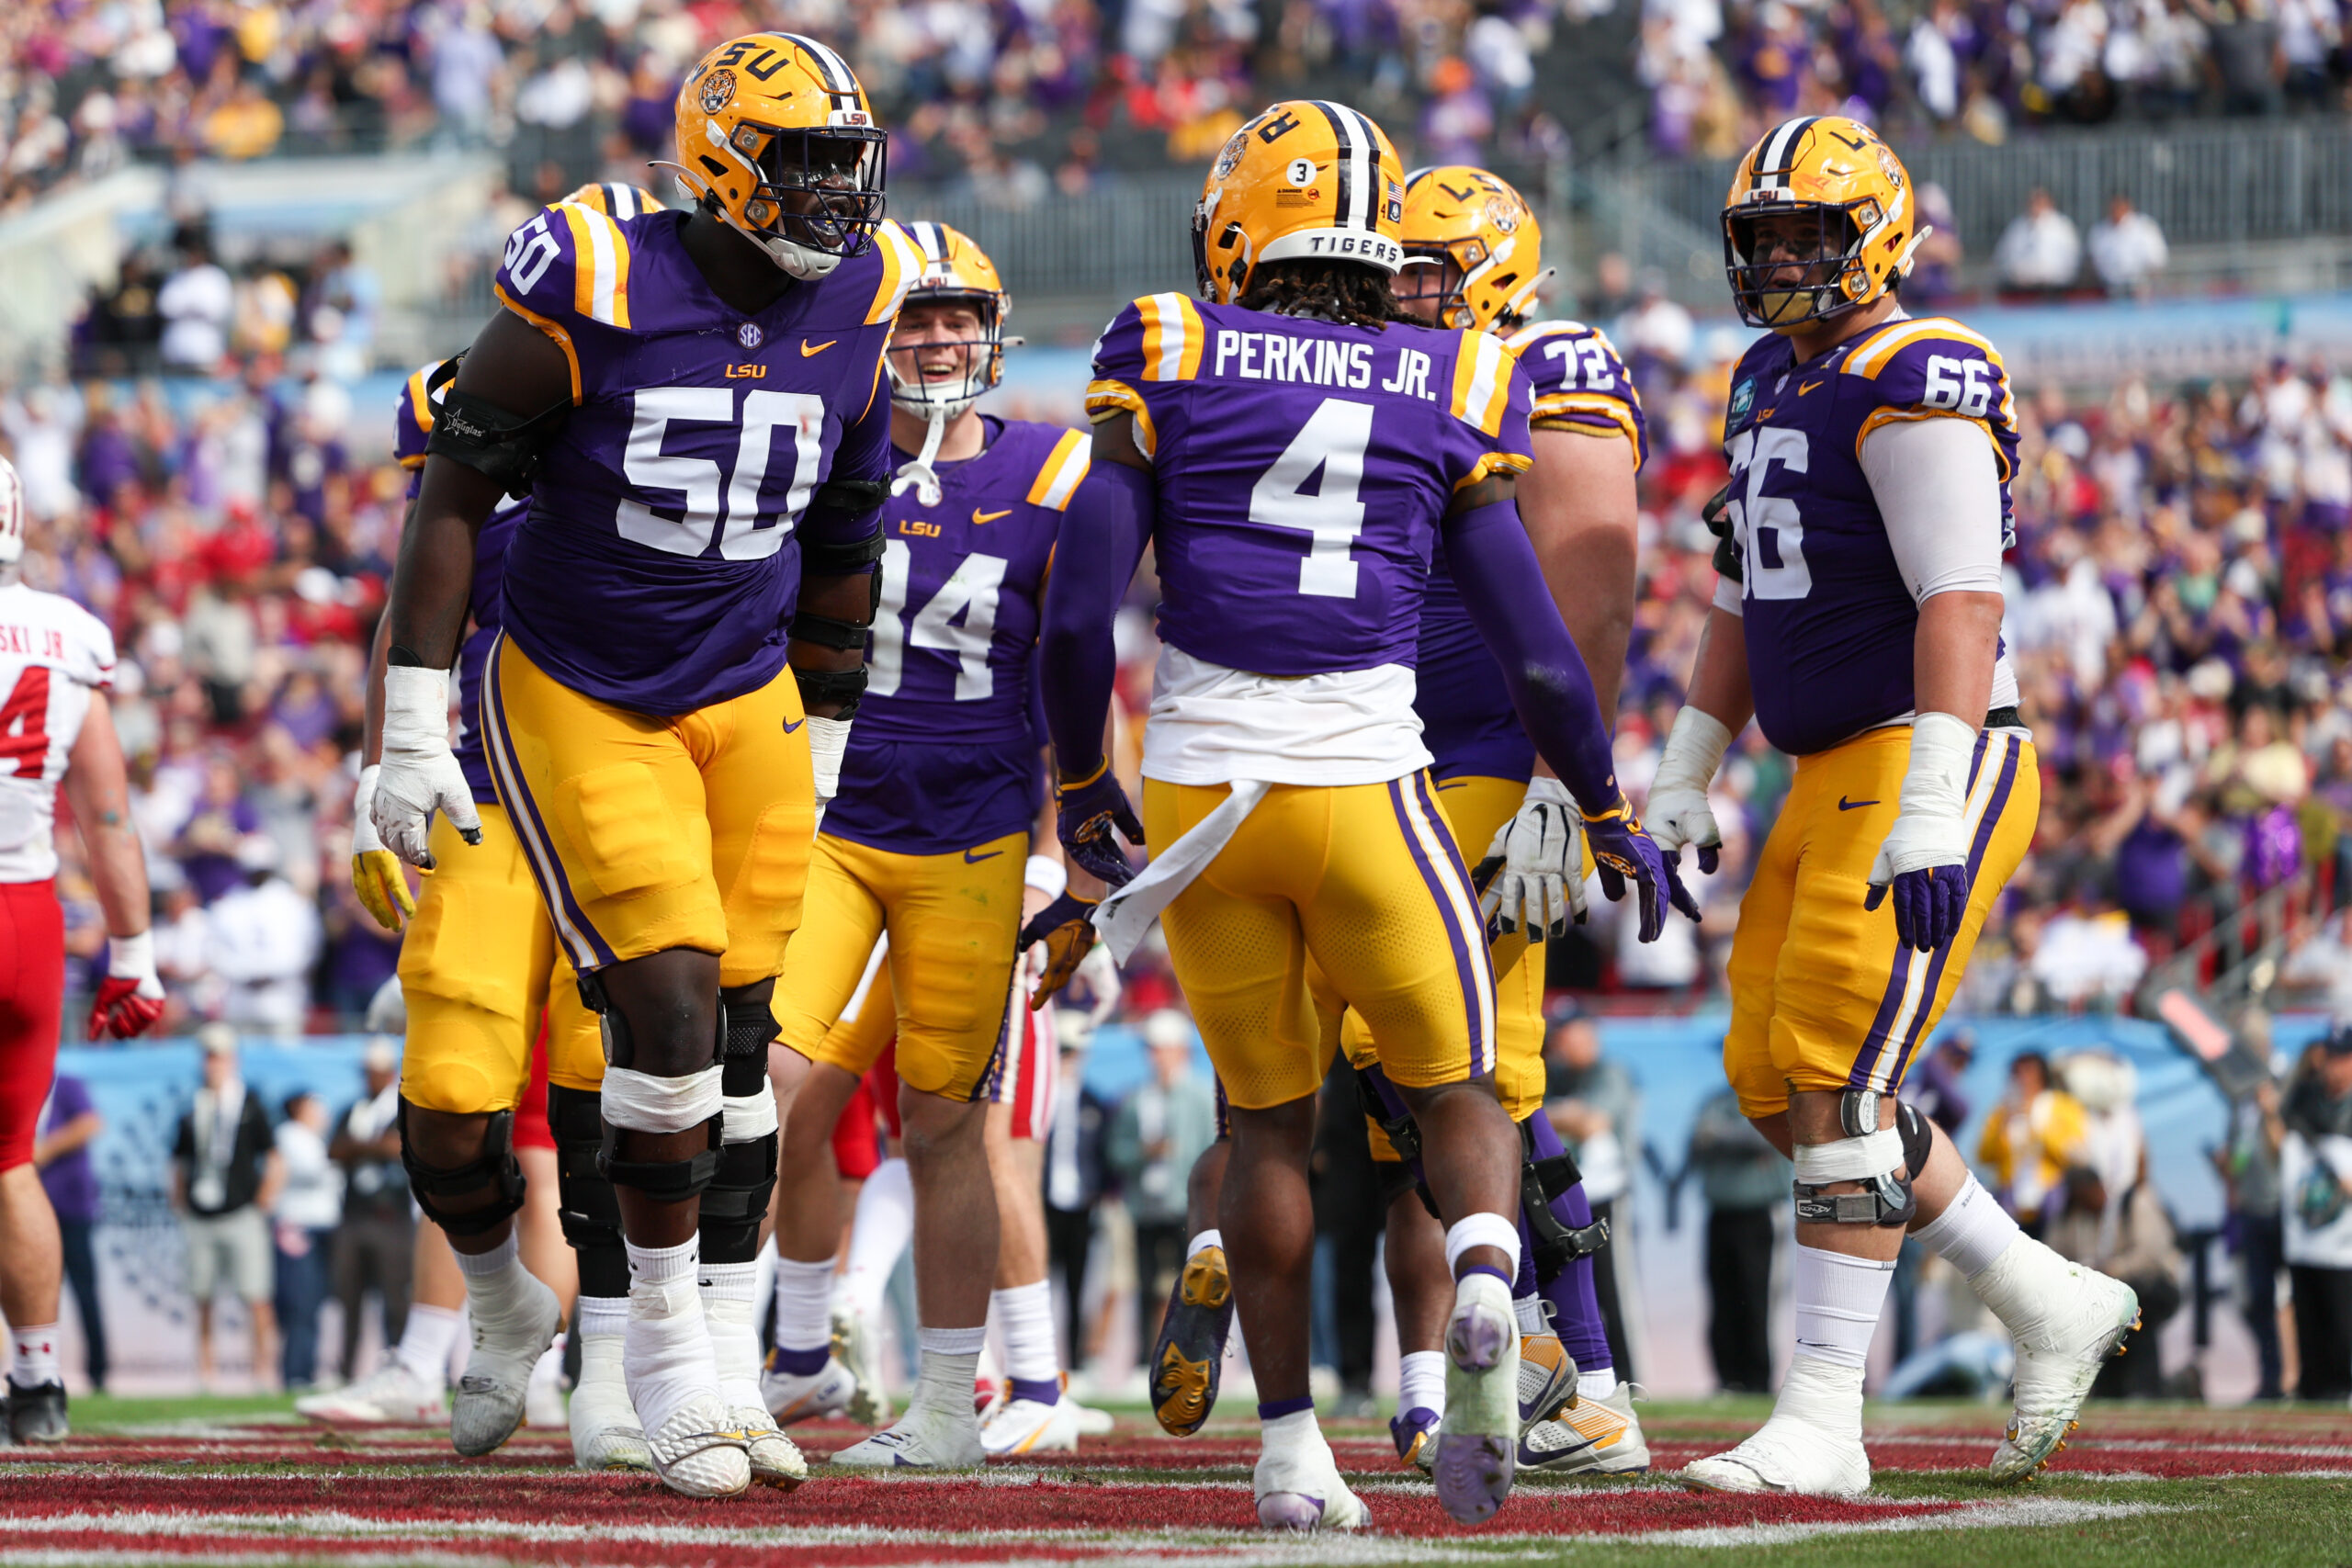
top-left (1250, 397), bottom-right (1374, 598)
top-left (1922, 355), bottom-right (1993, 418)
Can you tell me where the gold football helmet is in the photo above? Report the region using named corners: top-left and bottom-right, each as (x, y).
top-left (888, 221), bottom-right (1012, 421)
top-left (1193, 100), bottom-right (1405, 305)
top-left (668, 33), bottom-right (886, 280)
top-left (1721, 115), bottom-right (1925, 332)
top-left (1397, 165), bottom-right (1552, 332)
top-left (560, 181), bottom-right (667, 219)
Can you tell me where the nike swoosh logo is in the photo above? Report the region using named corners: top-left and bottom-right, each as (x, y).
top-left (1799, 380), bottom-right (1823, 395)
top-left (800, 340), bottom-right (838, 357)
top-left (964, 847), bottom-right (1004, 863)
top-left (1838, 795), bottom-right (1880, 811)
top-left (1435, 781), bottom-right (1468, 792)
top-left (972, 508), bottom-right (1012, 525)
top-left (782, 717), bottom-right (805, 733)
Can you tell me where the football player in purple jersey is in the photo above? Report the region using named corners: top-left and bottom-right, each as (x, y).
top-left (1024, 100), bottom-right (1691, 1530)
top-left (757, 222), bottom-right (1096, 1467)
top-left (373, 33), bottom-right (920, 1498)
top-left (1643, 117), bottom-right (2137, 1496)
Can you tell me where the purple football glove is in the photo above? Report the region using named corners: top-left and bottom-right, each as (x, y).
top-left (1864, 864), bottom-right (1972, 953)
top-left (1582, 800), bottom-right (1702, 944)
top-left (1054, 763), bottom-right (1143, 888)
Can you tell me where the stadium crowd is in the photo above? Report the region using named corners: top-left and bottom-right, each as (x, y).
top-left (4, 0), bottom-right (2347, 208)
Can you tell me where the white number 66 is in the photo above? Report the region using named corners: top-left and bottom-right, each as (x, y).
top-left (1922, 355), bottom-right (1993, 418)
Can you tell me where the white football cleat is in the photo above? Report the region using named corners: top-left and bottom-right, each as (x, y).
top-left (831, 1305), bottom-right (891, 1427)
top-left (569, 1361), bottom-right (653, 1472)
top-left (525, 1337), bottom-right (567, 1429)
top-left (294, 1358), bottom-right (445, 1426)
top-left (1070, 1402), bottom-right (1116, 1437)
top-left (1433, 1273), bottom-right (1520, 1525)
top-left (643, 1393), bottom-right (752, 1498)
top-left (1681, 1413), bottom-right (1871, 1496)
top-left (1520, 1383), bottom-right (1650, 1475)
top-left (1984, 1251), bottom-right (2140, 1482)
top-left (762, 1353), bottom-right (858, 1425)
top-left (830, 1402), bottom-right (985, 1470)
top-left (1253, 1428), bottom-right (1370, 1532)
top-left (732, 1404), bottom-right (809, 1489)
top-left (451, 1267), bottom-right (562, 1457)
top-left (979, 1392), bottom-right (1081, 1456)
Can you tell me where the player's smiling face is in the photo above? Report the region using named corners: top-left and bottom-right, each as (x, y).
top-left (889, 300), bottom-right (988, 389)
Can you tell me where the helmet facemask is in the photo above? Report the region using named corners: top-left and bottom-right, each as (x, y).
top-left (706, 121), bottom-right (888, 279)
top-left (1724, 200), bottom-right (1877, 331)
top-left (888, 294), bottom-right (1002, 423)
top-left (1396, 246), bottom-right (1473, 329)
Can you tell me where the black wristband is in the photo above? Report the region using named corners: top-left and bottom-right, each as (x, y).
top-left (388, 645), bottom-right (429, 668)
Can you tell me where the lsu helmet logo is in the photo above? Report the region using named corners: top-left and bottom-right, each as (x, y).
top-left (698, 68), bottom-right (736, 115)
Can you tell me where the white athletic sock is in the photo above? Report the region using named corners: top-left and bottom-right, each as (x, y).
top-left (1186, 1228), bottom-right (1224, 1260)
top-left (699, 1262), bottom-right (763, 1406)
top-left (1915, 1173), bottom-right (2024, 1280)
top-left (993, 1280), bottom-right (1059, 1387)
top-left (1397, 1349), bottom-right (1446, 1417)
top-left (452, 1233), bottom-right (535, 1319)
top-left (452, 1230), bottom-right (518, 1277)
top-left (576, 1294), bottom-right (628, 1343)
top-left (9, 1324), bottom-right (61, 1388)
top-left (578, 1321), bottom-right (628, 1388)
top-left (771, 1256), bottom-right (836, 1357)
top-left (1791, 1244), bottom-right (1894, 1370)
top-left (1577, 1369), bottom-right (1618, 1402)
top-left (840, 1157), bottom-right (914, 1319)
top-left (395, 1303), bottom-right (463, 1382)
top-left (1512, 1295), bottom-right (1548, 1337)
top-left (1261, 1405), bottom-right (1325, 1453)
top-left (912, 1325), bottom-right (986, 1417)
top-left (1770, 1352), bottom-right (1866, 1440)
top-left (626, 1236), bottom-right (716, 1435)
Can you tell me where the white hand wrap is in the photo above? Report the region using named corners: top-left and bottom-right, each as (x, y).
top-left (806, 714), bottom-right (852, 805)
top-left (1645, 705), bottom-right (1733, 858)
top-left (1869, 710), bottom-right (1976, 886)
top-left (107, 928), bottom-right (158, 987)
top-left (373, 665), bottom-right (479, 867)
top-left (1477, 774), bottom-right (1586, 940)
top-left (352, 764), bottom-right (389, 855)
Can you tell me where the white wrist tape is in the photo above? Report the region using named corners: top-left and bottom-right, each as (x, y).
top-left (380, 665), bottom-right (452, 749)
top-left (107, 929), bottom-right (155, 981)
top-left (1793, 1128), bottom-right (1905, 1186)
top-left (805, 714), bottom-right (852, 803)
top-left (1902, 711), bottom-right (1977, 819)
top-left (1656, 705), bottom-right (1735, 795)
top-left (600, 1065), bottom-right (724, 1134)
top-left (721, 1089), bottom-right (778, 1144)
top-left (1442, 1212), bottom-right (1522, 1276)
top-left (1024, 854), bottom-right (1068, 901)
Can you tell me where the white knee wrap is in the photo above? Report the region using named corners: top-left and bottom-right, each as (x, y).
top-left (721, 1089), bottom-right (778, 1144)
top-left (600, 1064), bottom-right (724, 1134)
top-left (1792, 1128), bottom-right (1905, 1186)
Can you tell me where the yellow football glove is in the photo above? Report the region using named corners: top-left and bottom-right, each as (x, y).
top-left (351, 764), bottom-right (417, 931)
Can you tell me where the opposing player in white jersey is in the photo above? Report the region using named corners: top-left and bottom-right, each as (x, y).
top-left (0, 455), bottom-right (165, 1443)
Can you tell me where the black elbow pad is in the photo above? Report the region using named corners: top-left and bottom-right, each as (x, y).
top-left (800, 519), bottom-right (887, 578)
top-left (422, 356), bottom-right (571, 498)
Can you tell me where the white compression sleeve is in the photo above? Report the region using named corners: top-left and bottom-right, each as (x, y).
top-left (1857, 415), bottom-right (2007, 604)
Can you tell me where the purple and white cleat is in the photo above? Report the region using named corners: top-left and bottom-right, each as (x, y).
top-left (1434, 1273), bottom-right (1521, 1525)
top-left (1252, 1427), bottom-right (1369, 1532)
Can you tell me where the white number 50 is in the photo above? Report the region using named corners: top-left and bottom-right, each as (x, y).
top-left (1922, 355), bottom-right (1993, 418)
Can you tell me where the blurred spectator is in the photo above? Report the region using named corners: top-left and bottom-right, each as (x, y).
top-left (2088, 194), bottom-right (2170, 299)
top-left (328, 1040), bottom-right (412, 1384)
top-left (156, 231), bottom-right (234, 375)
top-left (272, 1089), bottom-right (343, 1391)
top-left (206, 834), bottom-right (322, 1036)
top-left (2047, 1162), bottom-right (2180, 1397)
top-left (1978, 1051), bottom-right (2087, 1229)
top-left (2281, 1029), bottom-right (2352, 1402)
top-left (1544, 1006), bottom-right (1639, 1379)
top-left (1687, 1086), bottom-right (1782, 1393)
top-left (1043, 1034), bottom-right (1110, 1376)
top-left (1105, 1010), bottom-right (1217, 1363)
top-left (33, 1077), bottom-right (106, 1392)
top-left (171, 1029), bottom-right (282, 1392)
top-left (2216, 1074), bottom-right (2289, 1401)
top-left (1996, 189), bottom-right (2083, 295)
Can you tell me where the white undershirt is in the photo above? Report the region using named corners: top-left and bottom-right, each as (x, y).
top-left (1141, 645), bottom-right (1433, 787)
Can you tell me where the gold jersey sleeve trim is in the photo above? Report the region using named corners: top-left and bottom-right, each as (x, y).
top-left (1027, 429), bottom-right (1093, 509)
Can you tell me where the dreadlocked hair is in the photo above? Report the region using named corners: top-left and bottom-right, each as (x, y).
top-left (1238, 260), bottom-right (1400, 328)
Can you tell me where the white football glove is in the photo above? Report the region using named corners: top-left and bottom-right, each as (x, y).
top-left (371, 665), bottom-right (480, 869)
top-left (1645, 705), bottom-right (1735, 873)
top-left (806, 713), bottom-right (851, 831)
top-left (1476, 774), bottom-right (1587, 942)
top-left (1866, 710), bottom-right (1977, 953)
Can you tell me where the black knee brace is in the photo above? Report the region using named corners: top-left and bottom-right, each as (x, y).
top-left (700, 1132), bottom-right (779, 1266)
top-left (575, 968), bottom-right (724, 1202)
top-left (1516, 1119), bottom-right (1609, 1285)
top-left (1895, 1099), bottom-right (1936, 1183)
top-left (397, 1097), bottom-right (526, 1238)
top-left (718, 978), bottom-right (776, 1100)
top-left (1373, 1156), bottom-right (1421, 1213)
top-left (576, 969), bottom-right (635, 1069)
top-left (1353, 1064), bottom-right (1440, 1219)
top-left (548, 1084), bottom-right (629, 1298)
